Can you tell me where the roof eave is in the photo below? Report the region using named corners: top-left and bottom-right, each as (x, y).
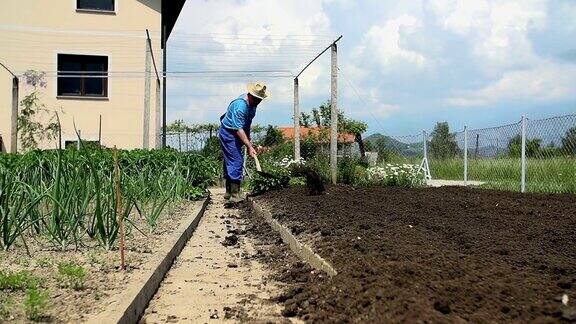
top-left (161, 0), bottom-right (187, 47)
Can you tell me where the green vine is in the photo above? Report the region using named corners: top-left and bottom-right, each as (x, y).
top-left (17, 70), bottom-right (60, 152)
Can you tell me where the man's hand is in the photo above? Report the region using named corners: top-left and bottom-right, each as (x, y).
top-left (248, 146), bottom-right (257, 158)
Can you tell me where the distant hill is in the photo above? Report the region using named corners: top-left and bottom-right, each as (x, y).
top-left (365, 133), bottom-right (424, 157)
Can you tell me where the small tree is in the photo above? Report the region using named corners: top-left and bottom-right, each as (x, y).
top-left (429, 122), bottom-right (459, 159)
top-left (260, 125), bottom-right (284, 147)
top-left (300, 112), bottom-right (311, 127)
top-left (561, 127), bottom-right (576, 155)
top-left (304, 101), bottom-right (368, 158)
top-left (17, 70), bottom-right (60, 151)
top-left (167, 119), bottom-right (188, 133)
top-left (341, 118), bottom-right (368, 159)
top-left (507, 135), bottom-right (542, 157)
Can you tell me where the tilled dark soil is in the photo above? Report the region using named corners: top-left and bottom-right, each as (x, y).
top-left (254, 185), bottom-right (576, 323)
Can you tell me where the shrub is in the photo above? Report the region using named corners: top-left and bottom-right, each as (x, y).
top-left (366, 163), bottom-right (424, 188)
top-left (0, 295), bottom-right (12, 320)
top-left (0, 271), bottom-right (38, 291)
top-left (23, 288), bottom-right (49, 321)
top-left (57, 262), bottom-right (86, 290)
top-left (338, 157), bottom-right (367, 185)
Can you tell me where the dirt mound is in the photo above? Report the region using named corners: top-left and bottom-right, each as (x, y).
top-left (255, 185), bottom-right (576, 322)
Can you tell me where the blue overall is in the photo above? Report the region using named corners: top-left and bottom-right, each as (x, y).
top-left (219, 94), bottom-right (256, 182)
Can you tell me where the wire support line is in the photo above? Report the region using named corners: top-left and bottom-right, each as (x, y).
top-left (146, 29), bottom-right (161, 82)
top-left (295, 35), bottom-right (342, 78)
top-left (0, 61), bottom-right (17, 78)
top-left (38, 74), bottom-right (294, 79)
top-left (339, 67), bottom-right (388, 135)
top-left (28, 69), bottom-right (294, 74)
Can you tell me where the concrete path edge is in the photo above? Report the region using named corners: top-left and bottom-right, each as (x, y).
top-left (87, 195), bottom-right (211, 324)
top-left (248, 197), bottom-right (338, 277)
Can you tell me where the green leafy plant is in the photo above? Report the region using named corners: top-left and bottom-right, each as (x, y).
top-left (249, 173), bottom-right (291, 196)
top-left (338, 157), bottom-right (367, 185)
top-left (17, 70), bottom-right (60, 152)
top-left (0, 148), bottom-right (218, 251)
top-left (57, 262), bottom-right (86, 290)
top-left (0, 294), bottom-right (13, 320)
top-left (366, 163), bottom-right (425, 188)
top-left (36, 257), bottom-right (53, 268)
top-left (23, 287), bottom-right (49, 321)
top-left (0, 271), bottom-right (38, 291)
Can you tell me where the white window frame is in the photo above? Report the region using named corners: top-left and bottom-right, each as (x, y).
top-left (75, 0), bottom-right (117, 14)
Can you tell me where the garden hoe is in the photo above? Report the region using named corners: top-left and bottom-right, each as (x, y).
top-left (252, 155), bottom-right (276, 178)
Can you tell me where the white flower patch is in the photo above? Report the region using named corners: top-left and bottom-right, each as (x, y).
top-left (366, 163), bottom-right (424, 187)
top-left (274, 155), bottom-right (306, 169)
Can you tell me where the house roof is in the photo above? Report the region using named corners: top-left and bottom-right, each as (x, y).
top-left (278, 126), bottom-right (356, 143)
top-left (162, 0), bottom-right (187, 44)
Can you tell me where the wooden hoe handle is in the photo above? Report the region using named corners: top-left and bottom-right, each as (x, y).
top-left (253, 155), bottom-right (262, 172)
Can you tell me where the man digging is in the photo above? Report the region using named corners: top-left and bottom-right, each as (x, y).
top-left (219, 82), bottom-right (269, 204)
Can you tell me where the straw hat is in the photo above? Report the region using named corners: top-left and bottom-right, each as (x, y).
top-left (247, 82), bottom-right (269, 100)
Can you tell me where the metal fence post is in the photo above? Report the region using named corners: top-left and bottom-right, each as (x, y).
top-left (464, 125), bottom-right (468, 186)
top-left (421, 130), bottom-right (432, 180)
top-left (521, 115), bottom-right (526, 193)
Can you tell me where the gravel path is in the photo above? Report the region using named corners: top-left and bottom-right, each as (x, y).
top-left (141, 190), bottom-right (287, 323)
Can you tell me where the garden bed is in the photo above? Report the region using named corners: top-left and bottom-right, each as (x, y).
top-left (252, 185), bottom-right (576, 322)
top-left (0, 200), bottom-right (201, 323)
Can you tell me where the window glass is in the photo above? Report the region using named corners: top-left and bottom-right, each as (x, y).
top-left (85, 62), bottom-right (107, 96)
top-left (77, 0), bottom-right (114, 11)
top-left (57, 54), bottom-right (108, 97)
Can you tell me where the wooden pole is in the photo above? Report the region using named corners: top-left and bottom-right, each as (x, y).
top-left (56, 112), bottom-right (62, 150)
top-left (77, 130), bottom-right (81, 150)
top-left (293, 77), bottom-right (301, 160)
top-left (113, 147), bottom-right (126, 271)
top-left (330, 43), bottom-right (338, 184)
top-left (98, 115), bottom-right (102, 147)
top-left (10, 77), bottom-right (18, 153)
top-left (143, 31), bottom-right (152, 149)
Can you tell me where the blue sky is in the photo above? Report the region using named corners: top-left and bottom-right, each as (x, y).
top-left (167, 0), bottom-right (576, 136)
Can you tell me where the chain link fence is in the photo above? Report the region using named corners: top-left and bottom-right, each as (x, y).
top-left (365, 114), bottom-right (576, 194)
top-left (163, 126), bottom-right (268, 153)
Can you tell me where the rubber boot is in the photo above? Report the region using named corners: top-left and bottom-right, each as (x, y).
top-left (229, 181), bottom-right (245, 203)
top-left (224, 178), bottom-right (231, 200)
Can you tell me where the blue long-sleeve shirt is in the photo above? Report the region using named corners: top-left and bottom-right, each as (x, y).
top-left (220, 94), bottom-right (256, 133)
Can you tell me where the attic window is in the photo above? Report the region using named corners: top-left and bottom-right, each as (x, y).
top-left (77, 0), bottom-right (115, 12)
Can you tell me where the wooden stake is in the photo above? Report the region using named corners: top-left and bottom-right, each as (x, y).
top-left (113, 146), bottom-right (126, 270)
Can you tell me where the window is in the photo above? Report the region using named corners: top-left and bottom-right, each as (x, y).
top-left (77, 0), bottom-right (115, 12)
top-left (58, 54), bottom-right (108, 98)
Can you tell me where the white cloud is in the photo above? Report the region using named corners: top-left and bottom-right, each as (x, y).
top-left (427, 0), bottom-right (576, 107)
top-left (429, 0), bottom-right (548, 72)
top-left (169, 0), bottom-right (335, 124)
top-left (446, 62), bottom-right (576, 107)
top-left (353, 14), bottom-right (427, 71)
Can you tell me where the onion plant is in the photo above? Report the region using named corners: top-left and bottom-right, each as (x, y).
top-left (0, 148), bottom-right (217, 251)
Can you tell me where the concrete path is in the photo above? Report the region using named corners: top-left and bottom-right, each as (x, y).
top-left (426, 179), bottom-right (485, 187)
top-left (141, 190), bottom-right (288, 323)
